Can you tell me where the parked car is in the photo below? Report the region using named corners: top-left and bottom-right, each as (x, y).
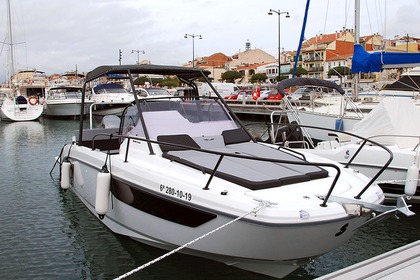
top-left (224, 89), bottom-right (253, 100)
top-left (267, 90), bottom-right (283, 100)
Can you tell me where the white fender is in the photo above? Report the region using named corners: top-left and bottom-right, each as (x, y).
top-left (404, 164), bottom-right (419, 196)
top-left (95, 166), bottom-right (111, 219)
top-left (60, 161), bottom-right (71, 190)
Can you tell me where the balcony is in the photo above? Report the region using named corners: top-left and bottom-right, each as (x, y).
top-left (308, 66), bottom-right (324, 72)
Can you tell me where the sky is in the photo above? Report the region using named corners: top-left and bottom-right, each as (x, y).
top-left (1, 0), bottom-right (419, 82)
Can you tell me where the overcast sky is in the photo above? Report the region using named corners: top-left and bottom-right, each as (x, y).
top-left (1, 0), bottom-right (419, 82)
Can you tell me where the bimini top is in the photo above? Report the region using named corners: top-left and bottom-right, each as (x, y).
top-left (85, 64), bottom-right (211, 83)
top-left (277, 77), bottom-right (345, 96)
top-left (92, 83), bottom-right (125, 92)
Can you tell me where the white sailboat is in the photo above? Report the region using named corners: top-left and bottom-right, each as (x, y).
top-left (0, 0), bottom-right (44, 122)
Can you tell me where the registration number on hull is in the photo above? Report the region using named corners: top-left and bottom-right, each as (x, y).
top-left (159, 184), bottom-right (192, 201)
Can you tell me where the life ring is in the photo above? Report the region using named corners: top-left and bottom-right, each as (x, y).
top-left (28, 95), bottom-right (38, 105)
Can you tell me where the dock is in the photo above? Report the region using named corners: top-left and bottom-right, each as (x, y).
top-left (316, 240), bottom-right (420, 279)
top-left (224, 100), bottom-right (285, 116)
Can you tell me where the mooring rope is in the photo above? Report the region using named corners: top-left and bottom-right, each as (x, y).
top-left (114, 201), bottom-right (270, 280)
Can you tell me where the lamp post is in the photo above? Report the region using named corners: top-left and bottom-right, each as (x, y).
top-left (131, 49), bottom-right (145, 65)
top-left (184, 34), bottom-right (202, 68)
top-left (268, 9), bottom-right (290, 80)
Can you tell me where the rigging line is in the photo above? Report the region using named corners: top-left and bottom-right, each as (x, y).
top-left (344, 0), bottom-right (351, 30)
top-left (323, 0), bottom-right (329, 34)
top-left (374, 0), bottom-right (383, 38)
top-left (364, 0), bottom-right (373, 35)
top-left (114, 202), bottom-right (270, 280)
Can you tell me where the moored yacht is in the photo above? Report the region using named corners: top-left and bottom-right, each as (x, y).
top-left (44, 86), bottom-right (94, 118)
top-left (89, 83), bottom-right (134, 116)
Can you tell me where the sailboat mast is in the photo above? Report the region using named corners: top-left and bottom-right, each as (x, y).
top-left (6, 0), bottom-right (15, 81)
top-left (352, 0), bottom-right (360, 99)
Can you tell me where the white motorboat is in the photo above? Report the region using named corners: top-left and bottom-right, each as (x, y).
top-left (55, 65), bottom-right (413, 279)
top-left (0, 95), bottom-right (44, 121)
top-left (307, 97), bottom-right (420, 203)
top-left (279, 78), bottom-right (364, 142)
top-left (44, 86), bottom-right (93, 118)
top-left (89, 83), bottom-right (135, 116)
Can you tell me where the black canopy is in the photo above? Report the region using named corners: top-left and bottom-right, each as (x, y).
top-left (277, 77), bottom-right (345, 96)
top-left (85, 64), bottom-right (210, 83)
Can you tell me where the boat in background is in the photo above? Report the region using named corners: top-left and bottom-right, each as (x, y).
top-left (55, 64), bottom-right (413, 279)
top-left (308, 97), bottom-right (420, 203)
top-left (0, 1), bottom-right (45, 122)
top-left (44, 86), bottom-right (93, 118)
top-left (0, 70), bottom-right (47, 121)
top-left (89, 83), bottom-right (134, 116)
top-left (0, 95), bottom-right (44, 121)
top-left (277, 78), bottom-right (364, 142)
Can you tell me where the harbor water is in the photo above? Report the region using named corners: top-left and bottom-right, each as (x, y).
top-left (0, 118), bottom-right (419, 280)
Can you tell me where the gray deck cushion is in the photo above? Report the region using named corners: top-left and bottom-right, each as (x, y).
top-left (157, 134), bottom-right (328, 190)
top-left (157, 134), bottom-right (201, 152)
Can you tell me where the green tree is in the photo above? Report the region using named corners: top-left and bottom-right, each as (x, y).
top-left (328, 66), bottom-right (351, 77)
top-left (221, 71), bottom-right (242, 83)
top-left (289, 66), bottom-right (308, 77)
top-left (277, 75), bottom-right (288, 81)
top-left (134, 76), bottom-right (153, 85)
top-left (160, 76), bottom-right (180, 87)
top-left (249, 73), bottom-right (268, 83)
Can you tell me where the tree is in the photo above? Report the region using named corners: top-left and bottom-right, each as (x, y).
top-left (160, 76), bottom-right (180, 87)
top-left (277, 75), bottom-right (288, 81)
top-left (328, 66), bottom-right (351, 77)
top-left (134, 76), bottom-right (153, 86)
top-left (249, 73), bottom-right (268, 83)
top-left (328, 66), bottom-right (351, 85)
top-left (289, 66), bottom-right (308, 77)
top-left (221, 71), bottom-right (242, 83)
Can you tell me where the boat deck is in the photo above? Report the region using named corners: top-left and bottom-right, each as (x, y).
top-left (316, 240), bottom-right (420, 279)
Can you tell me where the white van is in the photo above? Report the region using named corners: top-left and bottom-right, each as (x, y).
top-left (198, 82), bottom-right (240, 97)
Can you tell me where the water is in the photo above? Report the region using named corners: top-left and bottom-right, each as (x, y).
top-left (0, 118), bottom-right (419, 280)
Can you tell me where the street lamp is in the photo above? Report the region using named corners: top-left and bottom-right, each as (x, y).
top-left (268, 9), bottom-right (290, 80)
top-left (184, 33), bottom-right (202, 67)
top-left (131, 49), bottom-right (145, 65)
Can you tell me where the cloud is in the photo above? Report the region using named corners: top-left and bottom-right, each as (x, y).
top-left (1, 0), bottom-right (419, 83)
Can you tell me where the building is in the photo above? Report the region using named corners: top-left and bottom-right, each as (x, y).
top-left (189, 32), bottom-right (420, 85)
top-left (194, 41), bottom-right (276, 83)
top-left (195, 52), bottom-right (231, 82)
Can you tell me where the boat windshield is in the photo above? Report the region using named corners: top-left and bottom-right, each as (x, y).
top-left (120, 99), bottom-right (238, 139)
top-left (48, 89), bottom-right (82, 100)
top-left (93, 83), bottom-right (129, 94)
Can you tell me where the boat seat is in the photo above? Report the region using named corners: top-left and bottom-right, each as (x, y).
top-left (157, 134), bottom-right (328, 190)
top-left (75, 128), bottom-right (120, 151)
top-left (221, 128), bottom-right (252, 145)
top-left (16, 96), bottom-right (27, 105)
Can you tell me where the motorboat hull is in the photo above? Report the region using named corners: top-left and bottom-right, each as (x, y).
top-left (44, 100), bottom-right (93, 118)
top-left (287, 110), bottom-right (360, 142)
top-left (61, 142), bottom-right (379, 278)
top-left (90, 103), bottom-right (129, 116)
